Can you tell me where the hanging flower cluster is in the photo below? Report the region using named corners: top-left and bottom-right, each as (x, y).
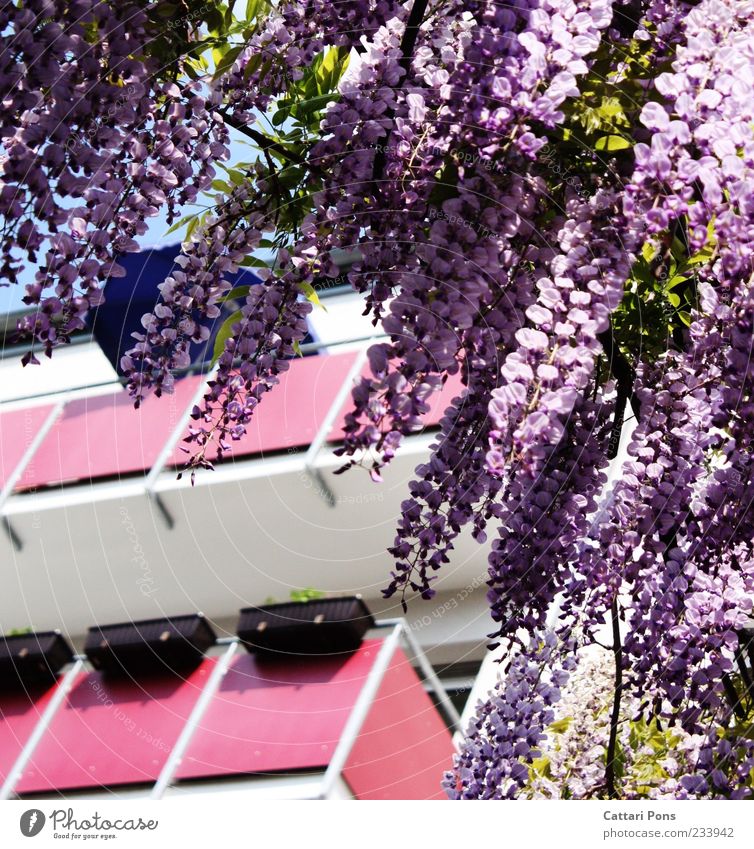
top-left (445, 630), bottom-right (578, 799)
top-left (2, 0), bottom-right (230, 362)
top-left (5, 0), bottom-right (754, 798)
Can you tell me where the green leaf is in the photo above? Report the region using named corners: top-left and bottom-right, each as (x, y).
top-left (205, 7), bottom-right (224, 35)
top-left (297, 92), bottom-right (339, 116)
top-left (687, 249), bottom-right (713, 266)
top-left (271, 107), bottom-right (290, 127)
top-left (596, 96), bottom-right (627, 122)
top-left (665, 274), bottom-right (689, 290)
top-left (529, 756), bottom-right (551, 780)
top-left (634, 762), bottom-right (668, 787)
top-left (289, 587), bottom-right (325, 602)
top-left (213, 44), bottom-right (243, 80)
top-left (595, 134), bottom-right (632, 151)
top-left (211, 45), bottom-right (226, 68)
top-left (220, 286), bottom-right (250, 303)
top-left (183, 62), bottom-right (202, 81)
top-left (239, 256), bottom-right (269, 268)
top-left (298, 280), bottom-right (325, 310)
top-left (315, 46), bottom-right (350, 93)
top-left (292, 340), bottom-right (303, 357)
top-left (670, 235), bottom-right (687, 260)
top-left (212, 309), bottom-right (242, 363)
top-left (185, 215), bottom-right (200, 241)
top-left (243, 53), bottom-right (263, 80)
top-left (687, 218), bottom-right (717, 265)
top-left (227, 168), bottom-right (246, 186)
top-left (641, 241), bottom-right (659, 263)
top-left (246, 0), bottom-right (266, 22)
top-left (165, 213), bottom-right (197, 236)
top-left (548, 717), bottom-right (573, 735)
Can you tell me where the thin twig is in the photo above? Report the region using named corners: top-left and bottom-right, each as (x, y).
top-left (222, 112), bottom-right (307, 165)
top-left (598, 321), bottom-right (640, 421)
top-left (604, 598), bottom-right (623, 798)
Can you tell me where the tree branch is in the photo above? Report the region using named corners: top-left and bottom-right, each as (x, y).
top-left (604, 598), bottom-right (623, 798)
top-left (223, 113), bottom-right (307, 165)
top-left (598, 318), bottom-right (640, 796)
top-left (397, 0), bottom-right (430, 79)
top-left (721, 671), bottom-right (747, 720)
top-left (371, 0), bottom-right (430, 183)
top-left (598, 324), bottom-right (640, 420)
top-left (598, 322), bottom-right (640, 459)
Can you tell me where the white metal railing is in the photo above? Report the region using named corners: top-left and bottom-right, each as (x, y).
top-left (0, 334), bottom-right (385, 409)
top-left (0, 400), bottom-right (66, 550)
top-left (0, 658), bottom-right (85, 800)
top-left (150, 640), bottom-right (239, 799)
top-left (302, 344), bottom-right (371, 507)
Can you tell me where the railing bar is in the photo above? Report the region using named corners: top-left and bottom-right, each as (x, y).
top-left (0, 658), bottom-right (85, 800)
top-left (0, 334), bottom-right (388, 408)
top-left (399, 622), bottom-right (464, 734)
top-left (144, 363), bottom-right (220, 495)
top-left (302, 344), bottom-right (373, 505)
top-left (150, 640), bottom-right (239, 799)
top-left (317, 623), bottom-right (403, 799)
top-left (0, 399), bottom-right (65, 511)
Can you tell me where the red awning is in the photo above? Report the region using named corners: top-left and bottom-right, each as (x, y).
top-left (177, 640), bottom-right (381, 778)
top-left (4, 639), bottom-right (454, 799)
top-left (14, 662), bottom-right (214, 794)
top-left (0, 684), bottom-right (58, 786)
top-left (0, 405), bottom-right (54, 490)
top-left (327, 368), bottom-right (465, 442)
top-left (16, 378), bottom-right (203, 490)
top-left (3, 351), bottom-right (462, 492)
top-left (167, 351), bottom-right (360, 467)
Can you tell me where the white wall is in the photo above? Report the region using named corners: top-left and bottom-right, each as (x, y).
top-left (0, 340), bottom-right (119, 408)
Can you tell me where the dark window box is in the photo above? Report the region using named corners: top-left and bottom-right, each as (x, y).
top-left (237, 596), bottom-right (374, 658)
top-left (84, 614), bottom-right (216, 677)
top-left (0, 631), bottom-right (74, 690)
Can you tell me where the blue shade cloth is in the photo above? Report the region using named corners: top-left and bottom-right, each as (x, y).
top-left (86, 242), bottom-right (264, 375)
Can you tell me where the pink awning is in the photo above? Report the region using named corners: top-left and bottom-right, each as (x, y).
top-left (16, 378), bottom-right (203, 490)
top-left (327, 368), bottom-right (466, 442)
top-left (168, 351), bottom-right (360, 467)
top-left (0, 684), bottom-right (58, 785)
top-left (15, 662), bottom-right (214, 794)
top-left (0, 405), bottom-right (55, 491)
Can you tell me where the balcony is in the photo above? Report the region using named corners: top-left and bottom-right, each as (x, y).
top-left (0, 622), bottom-right (457, 800)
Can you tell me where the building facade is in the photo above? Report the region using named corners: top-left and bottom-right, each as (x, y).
top-left (0, 276), bottom-right (500, 800)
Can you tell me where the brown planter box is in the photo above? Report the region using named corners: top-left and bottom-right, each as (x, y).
top-left (237, 596), bottom-right (374, 658)
top-left (0, 631), bottom-right (74, 690)
top-left (85, 614), bottom-right (216, 677)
